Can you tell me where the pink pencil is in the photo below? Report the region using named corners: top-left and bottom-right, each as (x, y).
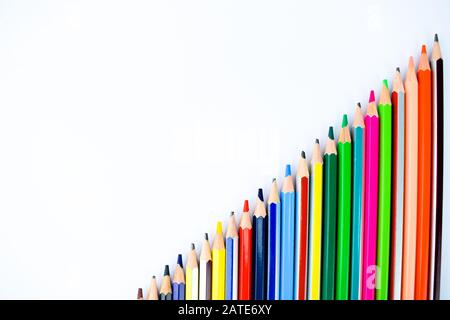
top-left (361, 90), bottom-right (379, 300)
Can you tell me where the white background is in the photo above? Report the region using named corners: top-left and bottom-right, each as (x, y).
top-left (0, 0), bottom-right (449, 299)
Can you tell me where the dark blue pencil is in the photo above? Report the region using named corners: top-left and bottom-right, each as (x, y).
top-left (173, 254), bottom-right (185, 300)
top-left (253, 188), bottom-right (267, 300)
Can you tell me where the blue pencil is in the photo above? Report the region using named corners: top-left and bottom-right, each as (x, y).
top-left (173, 254), bottom-right (185, 300)
top-left (280, 164), bottom-right (295, 300)
top-left (253, 188), bottom-right (267, 300)
top-left (267, 178), bottom-right (281, 300)
top-left (225, 212), bottom-right (239, 300)
top-left (350, 103), bottom-right (365, 300)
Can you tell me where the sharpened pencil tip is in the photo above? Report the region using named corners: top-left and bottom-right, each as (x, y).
top-left (369, 90), bottom-right (375, 103)
top-left (421, 44), bottom-right (427, 54)
top-left (243, 200), bottom-right (249, 212)
top-left (342, 114), bottom-right (348, 127)
top-left (435, 33), bottom-right (439, 42)
top-left (152, 275), bottom-right (156, 279)
top-left (357, 102), bottom-right (361, 108)
top-left (328, 126), bottom-right (334, 139)
top-left (230, 211), bottom-right (234, 216)
top-left (272, 177), bottom-right (276, 182)
top-left (177, 254), bottom-right (183, 266)
top-left (204, 233), bottom-right (209, 240)
top-left (191, 243), bottom-right (195, 250)
top-left (396, 67), bottom-right (400, 73)
top-left (301, 150), bottom-right (306, 159)
top-left (137, 288), bottom-right (143, 299)
top-left (164, 265), bottom-right (170, 276)
top-left (285, 164), bottom-right (291, 176)
top-left (257, 188), bottom-right (264, 201)
top-left (383, 79), bottom-right (388, 89)
top-left (315, 138), bottom-right (319, 144)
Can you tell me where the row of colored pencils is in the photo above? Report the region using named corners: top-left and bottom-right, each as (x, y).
top-left (138, 35), bottom-right (443, 300)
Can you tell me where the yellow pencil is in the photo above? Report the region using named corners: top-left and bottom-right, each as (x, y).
top-left (308, 139), bottom-right (323, 300)
top-left (212, 222), bottom-right (226, 300)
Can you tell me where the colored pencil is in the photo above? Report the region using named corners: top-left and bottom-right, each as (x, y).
top-left (239, 200), bottom-right (253, 300)
top-left (280, 164), bottom-right (295, 300)
top-left (186, 244), bottom-right (199, 300)
top-left (415, 45), bottom-right (432, 300)
top-left (225, 212), bottom-right (239, 300)
top-left (147, 276), bottom-right (159, 300)
top-left (212, 222), bottom-right (226, 300)
top-left (322, 127), bottom-right (337, 300)
top-left (199, 233), bottom-right (212, 300)
top-left (362, 90), bottom-right (379, 300)
top-left (308, 139), bottom-right (323, 300)
top-left (402, 56), bottom-right (418, 300)
top-left (389, 68), bottom-right (405, 300)
top-left (137, 288), bottom-right (143, 300)
top-left (173, 254), bottom-right (185, 300)
top-left (336, 115), bottom-right (352, 300)
top-left (160, 265), bottom-right (172, 300)
top-left (253, 188), bottom-right (267, 300)
top-left (376, 80), bottom-right (392, 300)
top-left (295, 151), bottom-right (309, 300)
top-left (350, 103), bottom-right (364, 300)
top-left (430, 34), bottom-right (443, 300)
top-left (267, 179), bottom-right (281, 300)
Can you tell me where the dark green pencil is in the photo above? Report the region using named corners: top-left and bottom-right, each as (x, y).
top-left (321, 126), bottom-right (338, 300)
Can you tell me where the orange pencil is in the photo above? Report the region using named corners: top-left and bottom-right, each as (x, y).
top-left (416, 45), bottom-right (432, 300)
top-left (402, 56), bottom-right (418, 300)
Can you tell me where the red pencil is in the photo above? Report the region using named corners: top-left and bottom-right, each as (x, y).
top-left (296, 151), bottom-right (309, 300)
top-left (239, 200), bottom-right (253, 299)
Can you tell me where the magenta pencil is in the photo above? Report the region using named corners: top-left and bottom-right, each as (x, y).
top-left (361, 90), bottom-right (379, 300)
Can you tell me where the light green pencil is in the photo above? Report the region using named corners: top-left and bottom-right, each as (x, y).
top-left (376, 80), bottom-right (392, 300)
top-left (336, 114), bottom-right (352, 299)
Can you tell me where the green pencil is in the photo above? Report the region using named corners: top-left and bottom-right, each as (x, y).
top-left (336, 115), bottom-right (352, 299)
top-left (321, 126), bottom-right (337, 300)
top-left (376, 80), bottom-right (392, 300)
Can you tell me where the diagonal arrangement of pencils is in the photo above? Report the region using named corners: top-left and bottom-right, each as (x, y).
top-left (138, 35), bottom-right (444, 301)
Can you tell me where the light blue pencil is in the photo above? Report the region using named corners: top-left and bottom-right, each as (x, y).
top-left (225, 212), bottom-right (239, 300)
top-left (280, 164), bottom-right (295, 300)
top-left (350, 103), bottom-right (365, 300)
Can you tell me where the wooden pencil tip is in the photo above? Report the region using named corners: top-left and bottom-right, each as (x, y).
top-left (285, 164), bottom-right (291, 176)
top-left (257, 188), bottom-right (264, 201)
top-left (315, 138), bottom-right (319, 144)
top-left (342, 114), bottom-right (348, 127)
top-left (383, 79), bottom-right (388, 89)
top-left (137, 288), bottom-right (143, 299)
top-left (230, 211), bottom-right (234, 216)
top-left (272, 177), bottom-right (276, 182)
top-left (177, 254), bottom-right (183, 266)
top-left (435, 33), bottom-right (439, 42)
top-left (328, 126), bottom-right (334, 140)
top-left (152, 275), bottom-right (156, 279)
top-left (164, 265), bottom-right (170, 276)
top-left (421, 44), bottom-right (427, 54)
top-left (369, 90), bottom-right (375, 103)
top-left (191, 243), bottom-right (195, 250)
top-left (396, 67), bottom-right (400, 73)
top-left (243, 200), bottom-right (249, 212)
top-left (301, 150), bottom-right (306, 159)
top-left (408, 56), bottom-right (415, 69)
top-left (204, 233), bottom-right (209, 240)
top-left (216, 221), bottom-right (223, 234)
top-left (357, 102), bottom-right (361, 108)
